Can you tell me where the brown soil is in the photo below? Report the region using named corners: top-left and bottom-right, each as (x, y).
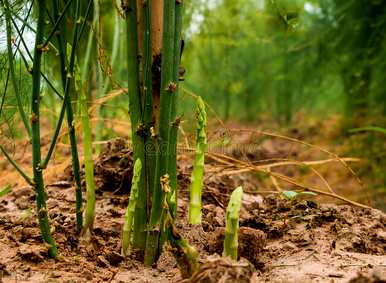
top-left (0, 138), bottom-right (385, 282)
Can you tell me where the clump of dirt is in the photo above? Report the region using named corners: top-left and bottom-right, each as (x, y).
top-left (206, 226), bottom-right (266, 269)
top-left (94, 138), bottom-right (134, 194)
top-left (348, 269), bottom-right (386, 283)
top-left (62, 138), bottom-right (134, 194)
top-left (188, 256), bottom-right (256, 283)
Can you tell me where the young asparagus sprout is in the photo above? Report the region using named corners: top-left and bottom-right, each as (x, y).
top-left (161, 174), bottom-right (200, 278)
top-left (122, 159), bottom-right (142, 256)
top-left (70, 43), bottom-right (95, 237)
top-left (223, 186), bottom-right (243, 261)
top-left (79, 0), bottom-right (99, 237)
top-left (189, 96), bottom-right (207, 224)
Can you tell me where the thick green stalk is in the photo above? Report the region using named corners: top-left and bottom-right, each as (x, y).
top-left (135, 0), bottom-right (154, 249)
top-left (1, 0), bottom-right (31, 137)
top-left (122, 159), bottom-right (142, 256)
top-left (189, 96), bottom-right (207, 224)
top-left (30, 0), bottom-right (57, 258)
top-left (168, 0), bottom-right (183, 219)
top-left (52, 0), bottom-right (83, 232)
top-left (125, 0), bottom-right (147, 251)
top-left (223, 186), bottom-right (243, 261)
top-left (145, 0), bottom-right (176, 265)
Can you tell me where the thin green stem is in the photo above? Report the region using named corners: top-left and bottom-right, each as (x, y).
top-left (52, 0), bottom-right (84, 232)
top-left (30, 0), bottom-right (57, 258)
top-left (2, 0), bottom-right (33, 88)
top-left (1, 0), bottom-right (32, 137)
top-left (80, 0), bottom-right (99, 83)
top-left (41, 0), bottom-right (74, 49)
top-left (41, 94), bottom-right (67, 168)
top-left (0, 70), bottom-right (10, 117)
top-left (8, 22), bottom-right (64, 100)
top-left (8, 6), bottom-right (36, 32)
top-left (8, 6), bottom-right (58, 54)
top-left (0, 145), bottom-right (34, 185)
top-left (41, 0), bottom-right (90, 169)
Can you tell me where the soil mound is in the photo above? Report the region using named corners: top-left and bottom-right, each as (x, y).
top-left (0, 139), bottom-right (385, 282)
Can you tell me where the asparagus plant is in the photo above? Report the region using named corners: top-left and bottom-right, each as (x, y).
top-left (122, 0), bottom-right (188, 266)
top-left (223, 186), bottom-right (243, 261)
top-left (189, 96), bottom-right (207, 224)
top-left (30, 0), bottom-right (58, 258)
top-left (78, 0), bottom-right (100, 236)
top-left (51, 0), bottom-right (84, 232)
top-left (125, 0), bottom-right (148, 252)
top-left (1, 0), bottom-right (198, 268)
top-left (0, 0), bottom-right (91, 254)
top-left (42, 0), bottom-right (92, 234)
top-left (122, 159), bottom-right (142, 256)
top-left (145, 0), bottom-right (178, 264)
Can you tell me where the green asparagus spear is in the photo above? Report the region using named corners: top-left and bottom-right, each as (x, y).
top-left (223, 186), bottom-right (243, 260)
top-left (122, 159), bottom-right (142, 256)
top-left (189, 96), bottom-right (207, 224)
